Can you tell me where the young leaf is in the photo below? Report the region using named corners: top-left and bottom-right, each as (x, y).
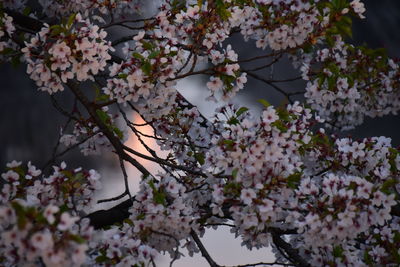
top-left (236, 107), bottom-right (249, 117)
top-left (257, 99), bottom-right (271, 108)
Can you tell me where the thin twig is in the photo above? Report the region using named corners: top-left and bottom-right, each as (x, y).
top-left (122, 145), bottom-right (206, 177)
top-left (119, 155), bottom-right (133, 201)
top-left (246, 71), bottom-right (294, 104)
top-left (245, 54), bottom-right (282, 72)
top-left (41, 134), bottom-right (94, 171)
top-left (176, 51), bottom-right (193, 75)
top-left (97, 191), bottom-right (129, 204)
top-left (233, 51), bottom-right (280, 64)
top-left (50, 95), bottom-right (81, 122)
top-left (228, 262), bottom-right (296, 267)
top-left (118, 106), bottom-right (177, 178)
top-left (66, 80), bottom-right (152, 177)
top-left (271, 230), bottom-right (310, 267)
top-left (150, 230), bottom-right (181, 267)
top-left (97, 157), bottom-right (132, 204)
top-left (191, 230), bottom-right (220, 267)
top-left (270, 77), bottom-right (303, 83)
top-left (101, 17), bottom-right (155, 29)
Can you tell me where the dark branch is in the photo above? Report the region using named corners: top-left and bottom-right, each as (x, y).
top-left (5, 9), bottom-right (44, 32)
top-left (85, 198), bottom-right (133, 229)
top-left (191, 230), bottom-right (220, 267)
top-left (271, 230), bottom-right (310, 267)
top-left (66, 80), bottom-right (151, 177)
top-left (228, 262), bottom-right (295, 267)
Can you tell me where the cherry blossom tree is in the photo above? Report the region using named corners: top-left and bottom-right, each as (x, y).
top-left (1, 0), bottom-right (400, 266)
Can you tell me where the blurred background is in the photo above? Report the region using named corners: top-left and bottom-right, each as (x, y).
top-left (1, 0), bottom-right (400, 266)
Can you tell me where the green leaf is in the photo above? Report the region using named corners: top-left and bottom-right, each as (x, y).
top-left (94, 85), bottom-right (109, 102)
top-left (327, 76), bottom-right (336, 91)
top-left (118, 73), bottom-right (128, 79)
top-left (363, 250), bottom-right (373, 265)
top-left (223, 139), bottom-right (234, 145)
top-left (232, 168), bottom-right (239, 178)
top-left (123, 218), bottom-right (134, 225)
top-left (223, 139), bottom-right (235, 150)
top-left (95, 255), bottom-right (109, 263)
top-left (96, 94), bottom-right (109, 103)
top-left (0, 47), bottom-right (14, 55)
top-left (10, 55), bottom-right (21, 67)
top-left (153, 191), bottom-right (166, 205)
top-left (22, 6), bottom-right (31, 16)
top-left (148, 180), bottom-right (156, 191)
top-left (333, 245), bottom-right (344, 258)
top-left (303, 43), bottom-right (313, 54)
top-left (70, 234), bottom-right (86, 244)
top-left (59, 204), bottom-right (69, 213)
top-left (113, 127), bottom-right (124, 140)
top-left (394, 231), bottom-right (400, 243)
top-left (132, 52), bottom-right (144, 60)
top-left (136, 213), bottom-right (145, 220)
top-left (142, 41), bottom-right (153, 50)
top-left (141, 61), bottom-right (152, 76)
top-left (331, 0), bottom-right (347, 10)
top-left (287, 172), bottom-right (302, 189)
top-left (257, 99), bottom-right (271, 108)
top-left (194, 153), bottom-right (205, 165)
top-left (381, 179), bottom-right (397, 195)
top-left (148, 50), bottom-right (161, 59)
top-left (224, 182), bottom-right (241, 195)
top-left (236, 107), bottom-right (249, 117)
top-left (271, 120), bottom-right (288, 133)
top-left (96, 109), bottom-right (110, 124)
top-left (277, 108), bottom-right (291, 122)
top-left (11, 202), bottom-right (27, 229)
top-left (50, 25), bottom-right (64, 36)
top-left (336, 16), bottom-right (353, 38)
top-left (215, 0), bottom-right (231, 20)
top-left (66, 13), bottom-right (77, 28)
top-left (227, 116), bottom-right (239, 125)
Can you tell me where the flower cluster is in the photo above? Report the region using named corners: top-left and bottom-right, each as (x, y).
top-left (38, 0), bottom-right (143, 19)
top-left (0, 203), bottom-right (91, 266)
top-left (92, 223), bottom-right (158, 266)
top-left (0, 161), bottom-right (99, 266)
top-left (207, 45), bottom-right (248, 101)
top-left (278, 134), bottom-right (400, 265)
top-left (60, 107), bottom-right (125, 156)
top-left (2, 0), bottom-right (400, 266)
top-left (350, 0), bottom-right (366, 19)
top-left (1, 0), bottom-right (26, 11)
top-left (301, 37), bottom-right (400, 129)
top-left (153, 104), bottom-right (212, 160)
top-left (103, 26), bottom-right (191, 119)
top-left (258, 8), bottom-right (321, 51)
top-left (294, 173), bottom-right (397, 265)
top-left (22, 13), bottom-right (113, 94)
top-left (227, 0), bottom-right (342, 52)
top-left (204, 102), bottom-right (314, 248)
top-left (129, 175), bottom-right (197, 257)
top-left (0, 13), bottom-right (15, 54)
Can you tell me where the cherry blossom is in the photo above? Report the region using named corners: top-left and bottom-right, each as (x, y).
top-left (1, 1), bottom-right (400, 266)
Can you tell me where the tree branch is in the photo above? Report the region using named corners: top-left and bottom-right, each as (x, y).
top-left (228, 262), bottom-right (295, 267)
top-left (85, 198), bottom-right (134, 229)
top-left (271, 230), bottom-right (310, 267)
top-left (246, 71), bottom-right (294, 104)
top-left (66, 80), bottom-right (151, 177)
top-left (191, 230), bottom-right (220, 267)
